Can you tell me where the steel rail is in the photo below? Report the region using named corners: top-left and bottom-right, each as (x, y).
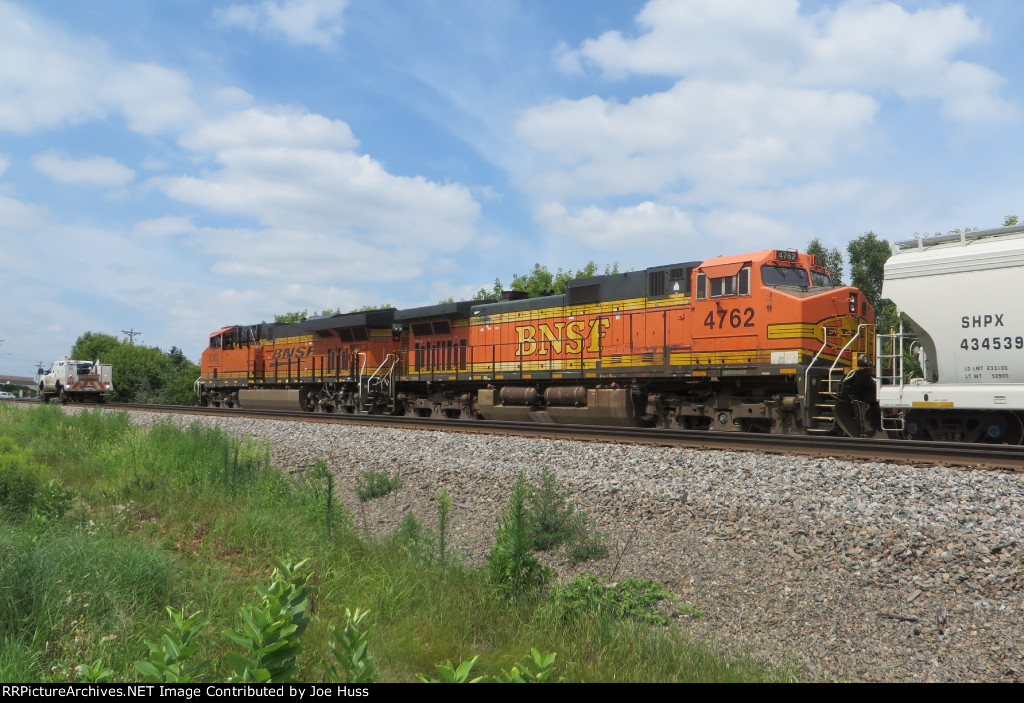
top-left (59, 402), bottom-right (1024, 471)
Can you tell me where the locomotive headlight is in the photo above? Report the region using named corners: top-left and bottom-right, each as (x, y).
top-left (848, 293), bottom-right (857, 313)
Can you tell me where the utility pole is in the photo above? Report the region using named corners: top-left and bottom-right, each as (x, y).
top-left (121, 328), bottom-right (142, 344)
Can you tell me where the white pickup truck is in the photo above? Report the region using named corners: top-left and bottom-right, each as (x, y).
top-left (39, 359), bottom-right (113, 404)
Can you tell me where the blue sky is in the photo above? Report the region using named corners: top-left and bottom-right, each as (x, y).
top-left (2, 0), bottom-right (1023, 375)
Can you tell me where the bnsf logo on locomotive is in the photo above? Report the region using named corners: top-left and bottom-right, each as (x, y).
top-left (271, 347), bottom-right (311, 359)
top-left (515, 318), bottom-right (610, 357)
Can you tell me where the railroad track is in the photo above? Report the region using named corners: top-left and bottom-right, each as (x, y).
top-left (45, 401), bottom-right (1024, 471)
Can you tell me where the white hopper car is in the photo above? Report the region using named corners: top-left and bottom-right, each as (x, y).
top-left (877, 223), bottom-right (1024, 443)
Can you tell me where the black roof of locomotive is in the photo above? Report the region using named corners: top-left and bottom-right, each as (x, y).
top-left (394, 301), bottom-right (476, 321)
top-left (273, 309), bottom-right (396, 337)
top-left (471, 294), bottom-right (567, 317)
top-left (469, 261), bottom-right (701, 316)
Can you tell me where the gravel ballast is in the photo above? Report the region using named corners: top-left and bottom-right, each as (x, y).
top-left (113, 410), bottom-right (1024, 682)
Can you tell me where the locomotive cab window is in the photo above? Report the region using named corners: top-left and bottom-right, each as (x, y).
top-left (696, 273), bottom-right (707, 300)
top-left (710, 268), bottom-right (749, 298)
top-left (710, 276), bottom-right (734, 297)
top-left (761, 265), bottom-right (810, 287)
top-left (810, 270), bottom-right (832, 287)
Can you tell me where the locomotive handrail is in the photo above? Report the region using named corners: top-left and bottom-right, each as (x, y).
top-left (828, 323), bottom-right (870, 378)
top-left (366, 354), bottom-right (393, 387)
top-left (356, 352), bottom-right (367, 408)
top-left (363, 353), bottom-right (401, 410)
top-left (803, 326), bottom-right (834, 400)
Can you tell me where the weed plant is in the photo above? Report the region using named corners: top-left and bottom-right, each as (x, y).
top-left (356, 470), bottom-right (402, 501)
top-left (551, 574), bottom-right (680, 626)
top-left (526, 467), bottom-right (609, 563)
top-left (527, 467), bottom-right (576, 550)
top-left (486, 472), bottom-right (551, 603)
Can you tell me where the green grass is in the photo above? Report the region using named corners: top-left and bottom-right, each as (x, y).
top-left (0, 404), bottom-right (796, 683)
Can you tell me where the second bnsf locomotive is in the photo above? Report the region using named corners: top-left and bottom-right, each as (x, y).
top-left (198, 248), bottom-right (878, 437)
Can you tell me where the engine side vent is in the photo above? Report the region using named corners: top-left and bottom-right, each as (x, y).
top-left (568, 283), bottom-right (601, 306)
top-left (648, 271), bottom-right (666, 297)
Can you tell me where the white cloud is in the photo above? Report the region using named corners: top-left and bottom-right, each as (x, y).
top-left (179, 106), bottom-right (357, 151)
top-left (537, 201), bottom-right (698, 250)
top-left (0, 2), bottom-right (199, 135)
top-left (216, 0), bottom-right (348, 49)
top-left (159, 107), bottom-right (479, 254)
top-left (211, 86), bottom-right (255, 107)
top-left (563, 0), bottom-right (1014, 125)
top-left (536, 200), bottom-right (809, 256)
top-left (99, 63), bottom-right (199, 135)
top-left (696, 209), bottom-right (796, 248)
top-left (518, 80), bottom-right (878, 198)
top-left (196, 226), bottom-right (423, 283)
top-left (0, 2), bottom-right (106, 132)
top-left (132, 216), bottom-right (196, 239)
top-left (569, 0), bottom-right (802, 82)
top-left (519, 0), bottom-right (1016, 258)
top-left (0, 193), bottom-right (45, 229)
top-left (33, 151), bottom-right (135, 187)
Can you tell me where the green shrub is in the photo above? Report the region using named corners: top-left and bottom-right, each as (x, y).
top-left (486, 473), bottom-right (551, 602)
top-left (135, 605), bottom-right (211, 683)
top-left (224, 558), bottom-right (315, 683)
top-left (527, 467), bottom-right (576, 551)
top-left (323, 608), bottom-right (377, 684)
top-left (498, 649), bottom-right (561, 683)
top-left (0, 436), bottom-right (41, 515)
top-left (356, 470), bottom-right (402, 502)
top-left (416, 655), bottom-right (484, 683)
top-left (526, 468), bottom-right (607, 562)
top-left (304, 460), bottom-right (351, 534)
top-left (564, 514), bottom-right (609, 564)
top-left (551, 574), bottom-right (680, 626)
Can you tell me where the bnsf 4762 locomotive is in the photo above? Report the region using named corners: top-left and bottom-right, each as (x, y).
top-left (199, 248), bottom-right (879, 436)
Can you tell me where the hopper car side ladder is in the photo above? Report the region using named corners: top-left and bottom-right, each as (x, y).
top-left (875, 322), bottom-right (908, 434)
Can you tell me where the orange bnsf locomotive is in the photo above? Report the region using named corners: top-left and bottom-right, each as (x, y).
top-left (198, 248), bottom-right (879, 436)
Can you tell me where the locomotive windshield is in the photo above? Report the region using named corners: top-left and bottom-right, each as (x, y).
top-left (810, 270), bottom-right (832, 287)
top-left (761, 265), bottom-right (810, 287)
